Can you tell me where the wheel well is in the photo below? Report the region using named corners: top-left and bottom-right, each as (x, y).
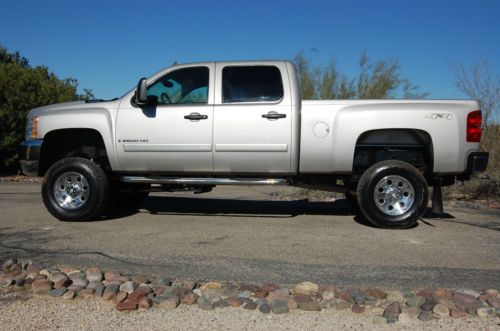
top-left (39, 129), bottom-right (109, 176)
top-left (353, 129), bottom-right (433, 175)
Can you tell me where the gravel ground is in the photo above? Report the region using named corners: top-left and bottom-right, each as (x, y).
top-left (0, 289), bottom-right (498, 331)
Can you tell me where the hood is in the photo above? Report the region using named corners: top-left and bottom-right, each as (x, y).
top-left (29, 99), bottom-right (121, 117)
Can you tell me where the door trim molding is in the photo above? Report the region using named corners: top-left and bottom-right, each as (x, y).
top-left (215, 144), bottom-right (288, 152)
top-left (123, 144), bottom-right (212, 152)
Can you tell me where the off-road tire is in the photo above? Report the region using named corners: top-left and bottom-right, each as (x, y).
top-left (42, 157), bottom-right (109, 221)
top-left (356, 160), bottom-right (428, 229)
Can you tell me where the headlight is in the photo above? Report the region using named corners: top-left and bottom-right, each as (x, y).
top-left (25, 112), bottom-right (38, 140)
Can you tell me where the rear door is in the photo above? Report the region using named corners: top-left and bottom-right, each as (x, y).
top-left (213, 62), bottom-right (293, 174)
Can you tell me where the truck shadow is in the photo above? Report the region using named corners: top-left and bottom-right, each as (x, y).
top-left (142, 196), bottom-right (355, 218)
top-left (103, 196), bottom-right (393, 228)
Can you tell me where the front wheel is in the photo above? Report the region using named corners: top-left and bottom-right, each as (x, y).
top-left (356, 160), bottom-right (428, 229)
top-left (42, 157), bottom-right (109, 221)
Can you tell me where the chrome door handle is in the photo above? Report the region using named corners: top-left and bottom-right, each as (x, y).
top-left (262, 111), bottom-right (286, 120)
top-left (184, 112), bottom-right (208, 120)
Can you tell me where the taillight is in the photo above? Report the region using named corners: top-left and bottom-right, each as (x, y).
top-left (466, 110), bottom-right (482, 142)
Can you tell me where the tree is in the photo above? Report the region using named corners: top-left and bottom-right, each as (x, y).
top-left (0, 45), bottom-right (89, 173)
top-left (292, 50), bottom-right (428, 100)
top-left (451, 60), bottom-right (500, 175)
top-left (451, 60), bottom-right (499, 128)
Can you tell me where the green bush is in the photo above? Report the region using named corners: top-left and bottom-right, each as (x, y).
top-left (0, 46), bottom-right (80, 174)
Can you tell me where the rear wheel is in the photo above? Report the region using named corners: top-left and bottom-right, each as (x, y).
top-left (42, 157), bottom-right (109, 221)
top-left (356, 160), bottom-right (428, 229)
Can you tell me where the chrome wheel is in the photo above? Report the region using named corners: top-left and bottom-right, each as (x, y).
top-left (53, 171), bottom-right (90, 210)
top-left (374, 175), bottom-right (414, 216)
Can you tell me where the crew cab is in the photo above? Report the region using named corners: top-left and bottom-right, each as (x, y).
top-left (19, 61), bottom-right (489, 228)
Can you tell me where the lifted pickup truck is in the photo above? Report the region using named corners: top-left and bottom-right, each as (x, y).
top-left (20, 61), bottom-right (489, 228)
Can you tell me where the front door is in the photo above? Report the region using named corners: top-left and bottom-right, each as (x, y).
top-left (213, 63), bottom-right (292, 174)
top-left (116, 64), bottom-right (215, 172)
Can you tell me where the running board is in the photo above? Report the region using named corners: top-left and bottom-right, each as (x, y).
top-left (120, 176), bottom-right (289, 186)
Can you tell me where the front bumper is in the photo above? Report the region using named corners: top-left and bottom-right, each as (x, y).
top-left (465, 151), bottom-right (489, 174)
top-left (19, 139), bottom-right (42, 177)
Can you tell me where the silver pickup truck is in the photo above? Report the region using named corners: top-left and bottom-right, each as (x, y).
top-left (19, 60), bottom-right (489, 228)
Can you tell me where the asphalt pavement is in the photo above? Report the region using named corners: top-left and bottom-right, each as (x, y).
top-left (0, 182), bottom-right (499, 289)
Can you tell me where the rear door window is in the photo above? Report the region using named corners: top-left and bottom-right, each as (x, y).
top-left (222, 66), bottom-right (283, 103)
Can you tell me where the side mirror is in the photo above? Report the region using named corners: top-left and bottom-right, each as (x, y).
top-left (135, 77), bottom-right (148, 106)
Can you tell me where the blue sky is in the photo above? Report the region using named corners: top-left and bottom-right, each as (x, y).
top-left (1, 0), bottom-right (498, 99)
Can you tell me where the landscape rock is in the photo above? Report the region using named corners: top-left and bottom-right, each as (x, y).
top-left (200, 282), bottom-right (222, 291)
top-left (120, 281), bottom-right (138, 294)
top-left (437, 298), bottom-right (456, 310)
top-left (259, 303), bottom-right (271, 314)
top-left (450, 308), bottom-right (467, 318)
top-left (67, 285), bottom-right (84, 293)
top-left (261, 283), bottom-right (280, 292)
top-left (180, 291), bottom-right (198, 305)
top-left (320, 290), bottom-right (335, 302)
top-left (417, 290), bottom-right (433, 299)
top-left (94, 283), bottom-right (105, 297)
top-left (48, 273), bottom-right (67, 283)
top-left (2, 258), bottom-right (17, 271)
top-left (298, 301), bottom-right (321, 311)
top-left (254, 290), bottom-right (268, 298)
top-left (114, 290), bottom-right (128, 304)
top-left (351, 304), bottom-right (365, 314)
top-left (227, 296), bottom-right (243, 307)
top-left (48, 287), bottom-right (67, 297)
top-left (54, 278), bottom-right (71, 288)
top-left (420, 299), bottom-right (436, 311)
top-left (418, 310), bottom-right (432, 321)
top-left (433, 303), bottom-right (450, 318)
top-left (366, 288), bottom-right (386, 300)
top-left (271, 300), bottom-right (289, 314)
top-left (476, 307), bottom-right (495, 318)
top-left (138, 297), bottom-right (153, 309)
top-left (130, 275), bottom-right (149, 284)
top-left (86, 272), bottom-right (103, 283)
top-left (433, 288), bottom-right (450, 299)
top-left (383, 302), bottom-right (402, 319)
top-left (386, 290), bottom-right (405, 303)
top-left (68, 271), bottom-right (86, 280)
top-left (406, 294), bottom-right (425, 308)
top-left (352, 292), bottom-right (366, 305)
top-left (456, 289), bottom-right (481, 298)
top-left (116, 301), bottom-right (138, 311)
top-left (197, 296), bottom-right (214, 310)
top-left (486, 297), bottom-right (500, 309)
top-left (13, 276), bottom-right (25, 287)
top-left (239, 283), bottom-right (261, 293)
top-left (238, 290), bottom-right (252, 298)
top-left (71, 278), bottom-right (88, 288)
top-left (243, 301), bottom-right (257, 310)
top-left (294, 282), bottom-right (319, 296)
top-left (32, 279), bottom-right (53, 294)
top-left (26, 264), bottom-right (43, 275)
top-left (181, 280), bottom-right (195, 290)
top-left (160, 297), bottom-right (179, 309)
top-left (104, 271), bottom-right (121, 280)
top-left (62, 290), bottom-right (76, 300)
